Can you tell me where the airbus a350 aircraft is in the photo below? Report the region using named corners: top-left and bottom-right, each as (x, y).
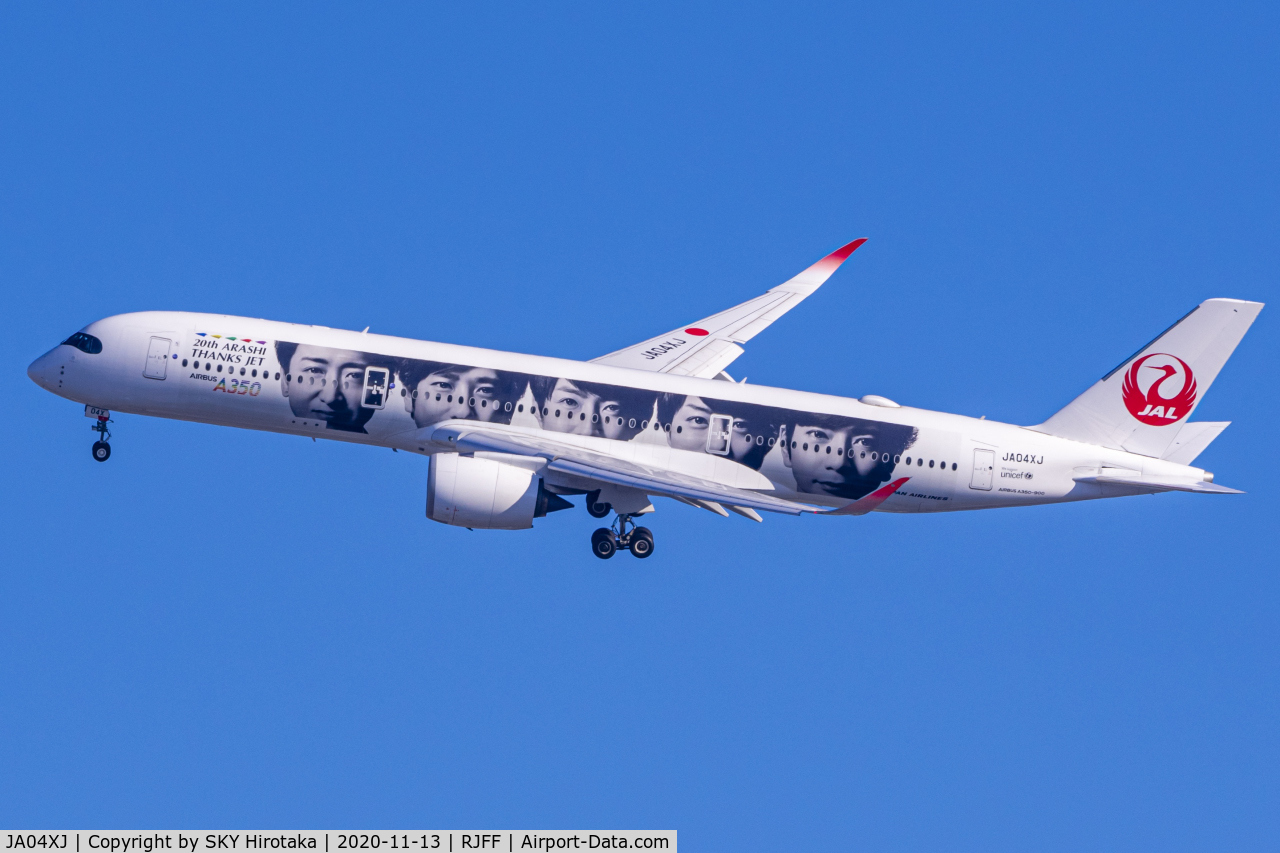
top-left (27, 240), bottom-right (1262, 558)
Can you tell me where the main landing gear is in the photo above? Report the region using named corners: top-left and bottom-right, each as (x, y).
top-left (90, 414), bottom-right (113, 462)
top-left (591, 514), bottom-right (655, 560)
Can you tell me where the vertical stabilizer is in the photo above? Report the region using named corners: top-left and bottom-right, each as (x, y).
top-left (1030, 298), bottom-right (1262, 457)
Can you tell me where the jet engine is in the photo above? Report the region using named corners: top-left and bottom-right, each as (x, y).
top-left (427, 452), bottom-right (572, 529)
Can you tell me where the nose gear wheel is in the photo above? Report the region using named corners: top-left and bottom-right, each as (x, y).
top-left (90, 415), bottom-right (113, 462)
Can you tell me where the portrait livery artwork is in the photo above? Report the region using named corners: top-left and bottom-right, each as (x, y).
top-left (273, 340), bottom-right (919, 501)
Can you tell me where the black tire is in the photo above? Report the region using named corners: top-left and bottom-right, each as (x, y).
top-left (92, 441), bottom-right (111, 462)
top-left (586, 490), bottom-right (612, 518)
top-left (590, 528), bottom-right (616, 560)
top-left (629, 527), bottom-right (655, 559)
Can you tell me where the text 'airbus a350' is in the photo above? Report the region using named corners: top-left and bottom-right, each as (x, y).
top-left (28, 240), bottom-right (1262, 558)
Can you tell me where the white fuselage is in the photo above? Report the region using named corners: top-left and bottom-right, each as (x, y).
top-left (28, 311), bottom-right (1211, 514)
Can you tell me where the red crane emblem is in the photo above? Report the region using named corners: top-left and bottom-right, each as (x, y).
top-left (1122, 353), bottom-right (1197, 425)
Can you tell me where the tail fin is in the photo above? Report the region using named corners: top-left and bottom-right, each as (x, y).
top-left (1031, 298), bottom-right (1263, 459)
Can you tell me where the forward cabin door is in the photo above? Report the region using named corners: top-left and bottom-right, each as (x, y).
top-left (970, 449), bottom-right (994, 491)
top-left (143, 336), bottom-right (171, 380)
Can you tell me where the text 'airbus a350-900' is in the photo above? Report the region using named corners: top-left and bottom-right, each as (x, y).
top-left (27, 240), bottom-right (1262, 558)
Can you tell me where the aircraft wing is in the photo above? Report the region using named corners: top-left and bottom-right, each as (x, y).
top-left (590, 238), bottom-right (866, 379)
top-left (430, 424), bottom-right (821, 516)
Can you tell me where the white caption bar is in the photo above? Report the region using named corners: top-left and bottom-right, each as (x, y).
top-left (1, 834), bottom-right (675, 853)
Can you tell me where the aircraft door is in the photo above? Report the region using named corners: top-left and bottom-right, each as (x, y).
top-left (970, 448), bottom-right (994, 491)
top-left (361, 366), bottom-right (390, 409)
top-left (706, 414), bottom-right (732, 455)
top-left (143, 337), bottom-right (171, 380)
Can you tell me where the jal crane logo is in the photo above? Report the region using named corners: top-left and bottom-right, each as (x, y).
top-left (1121, 353), bottom-right (1197, 425)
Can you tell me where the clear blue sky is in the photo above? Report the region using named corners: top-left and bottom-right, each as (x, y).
top-left (2, 3), bottom-right (1277, 848)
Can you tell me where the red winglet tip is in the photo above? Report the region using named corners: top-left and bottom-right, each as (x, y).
top-left (829, 238), bottom-right (867, 262)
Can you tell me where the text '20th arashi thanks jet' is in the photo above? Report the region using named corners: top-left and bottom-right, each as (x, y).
top-left (28, 240), bottom-right (1262, 558)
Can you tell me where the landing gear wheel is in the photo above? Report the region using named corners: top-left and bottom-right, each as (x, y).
top-left (629, 527), bottom-right (654, 558)
top-left (92, 441), bottom-right (111, 462)
top-left (586, 490), bottom-right (612, 518)
top-left (590, 528), bottom-right (617, 559)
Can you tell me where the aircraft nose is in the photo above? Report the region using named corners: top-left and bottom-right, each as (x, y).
top-left (27, 351), bottom-right (55, 390)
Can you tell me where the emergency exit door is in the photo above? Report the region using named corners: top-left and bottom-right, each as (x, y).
top-left (143, 337), bottom-right (171, 380)
top-left (970, 449), bottom-right (994, 491)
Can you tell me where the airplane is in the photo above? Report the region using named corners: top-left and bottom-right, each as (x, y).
top-left (26, 240), bottom-right (1263, 559)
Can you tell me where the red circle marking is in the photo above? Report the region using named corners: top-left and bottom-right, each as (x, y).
top-left (685, 327), bottom-right (709, 336)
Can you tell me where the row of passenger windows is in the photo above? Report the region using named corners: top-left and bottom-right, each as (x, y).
top-left (785, 443), bottom-right (957, 470)
top-left (183, 363), bottom-right (962, 471)
top-left (183, 359), bottom-right (279, 380)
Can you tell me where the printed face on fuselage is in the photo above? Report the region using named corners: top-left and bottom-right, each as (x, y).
top-left (784, 423), bottom-right (881, 497)
top-left (666, 395), bottom-right (712, 451)
top-left (536, 378), bottom-right (650, 438)
top-left (726, 411), bottom-right (780, 469)
top-left (281, 344), bottom-right (371, 432)
top-left (405, 366), bottom-right (507, 427)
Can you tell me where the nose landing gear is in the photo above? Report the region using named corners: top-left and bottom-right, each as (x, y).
top-left (90, 414), bottom-right (112, 462)
top-left (590, 513), bottom-right (655, 560)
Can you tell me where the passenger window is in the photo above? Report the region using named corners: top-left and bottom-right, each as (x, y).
top-left (929, 460), bottom-right (935, 468)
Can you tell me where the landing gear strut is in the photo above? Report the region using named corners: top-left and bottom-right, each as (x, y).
top-left (90, 414), bottom-right (112, 462)
top-left (590, 513), bottom-right (655, 560)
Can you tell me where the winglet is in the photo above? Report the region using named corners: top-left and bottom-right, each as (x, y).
top-left (775, 238), bottom-right (867, 295)
top-left (823, 476), bottom-right (909, 516)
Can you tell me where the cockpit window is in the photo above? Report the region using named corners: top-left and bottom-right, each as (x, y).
top-left (61, 332), bottom-right (103, 354)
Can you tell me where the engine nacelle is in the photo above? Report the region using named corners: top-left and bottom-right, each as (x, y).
top-left (427, 452), bottom-right (571, 529)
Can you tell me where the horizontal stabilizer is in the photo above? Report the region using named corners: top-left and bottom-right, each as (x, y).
top-left (1162, 421), bottom-right (1230, 465)
top-left (1073, 469), bottom-right (1242, 494)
